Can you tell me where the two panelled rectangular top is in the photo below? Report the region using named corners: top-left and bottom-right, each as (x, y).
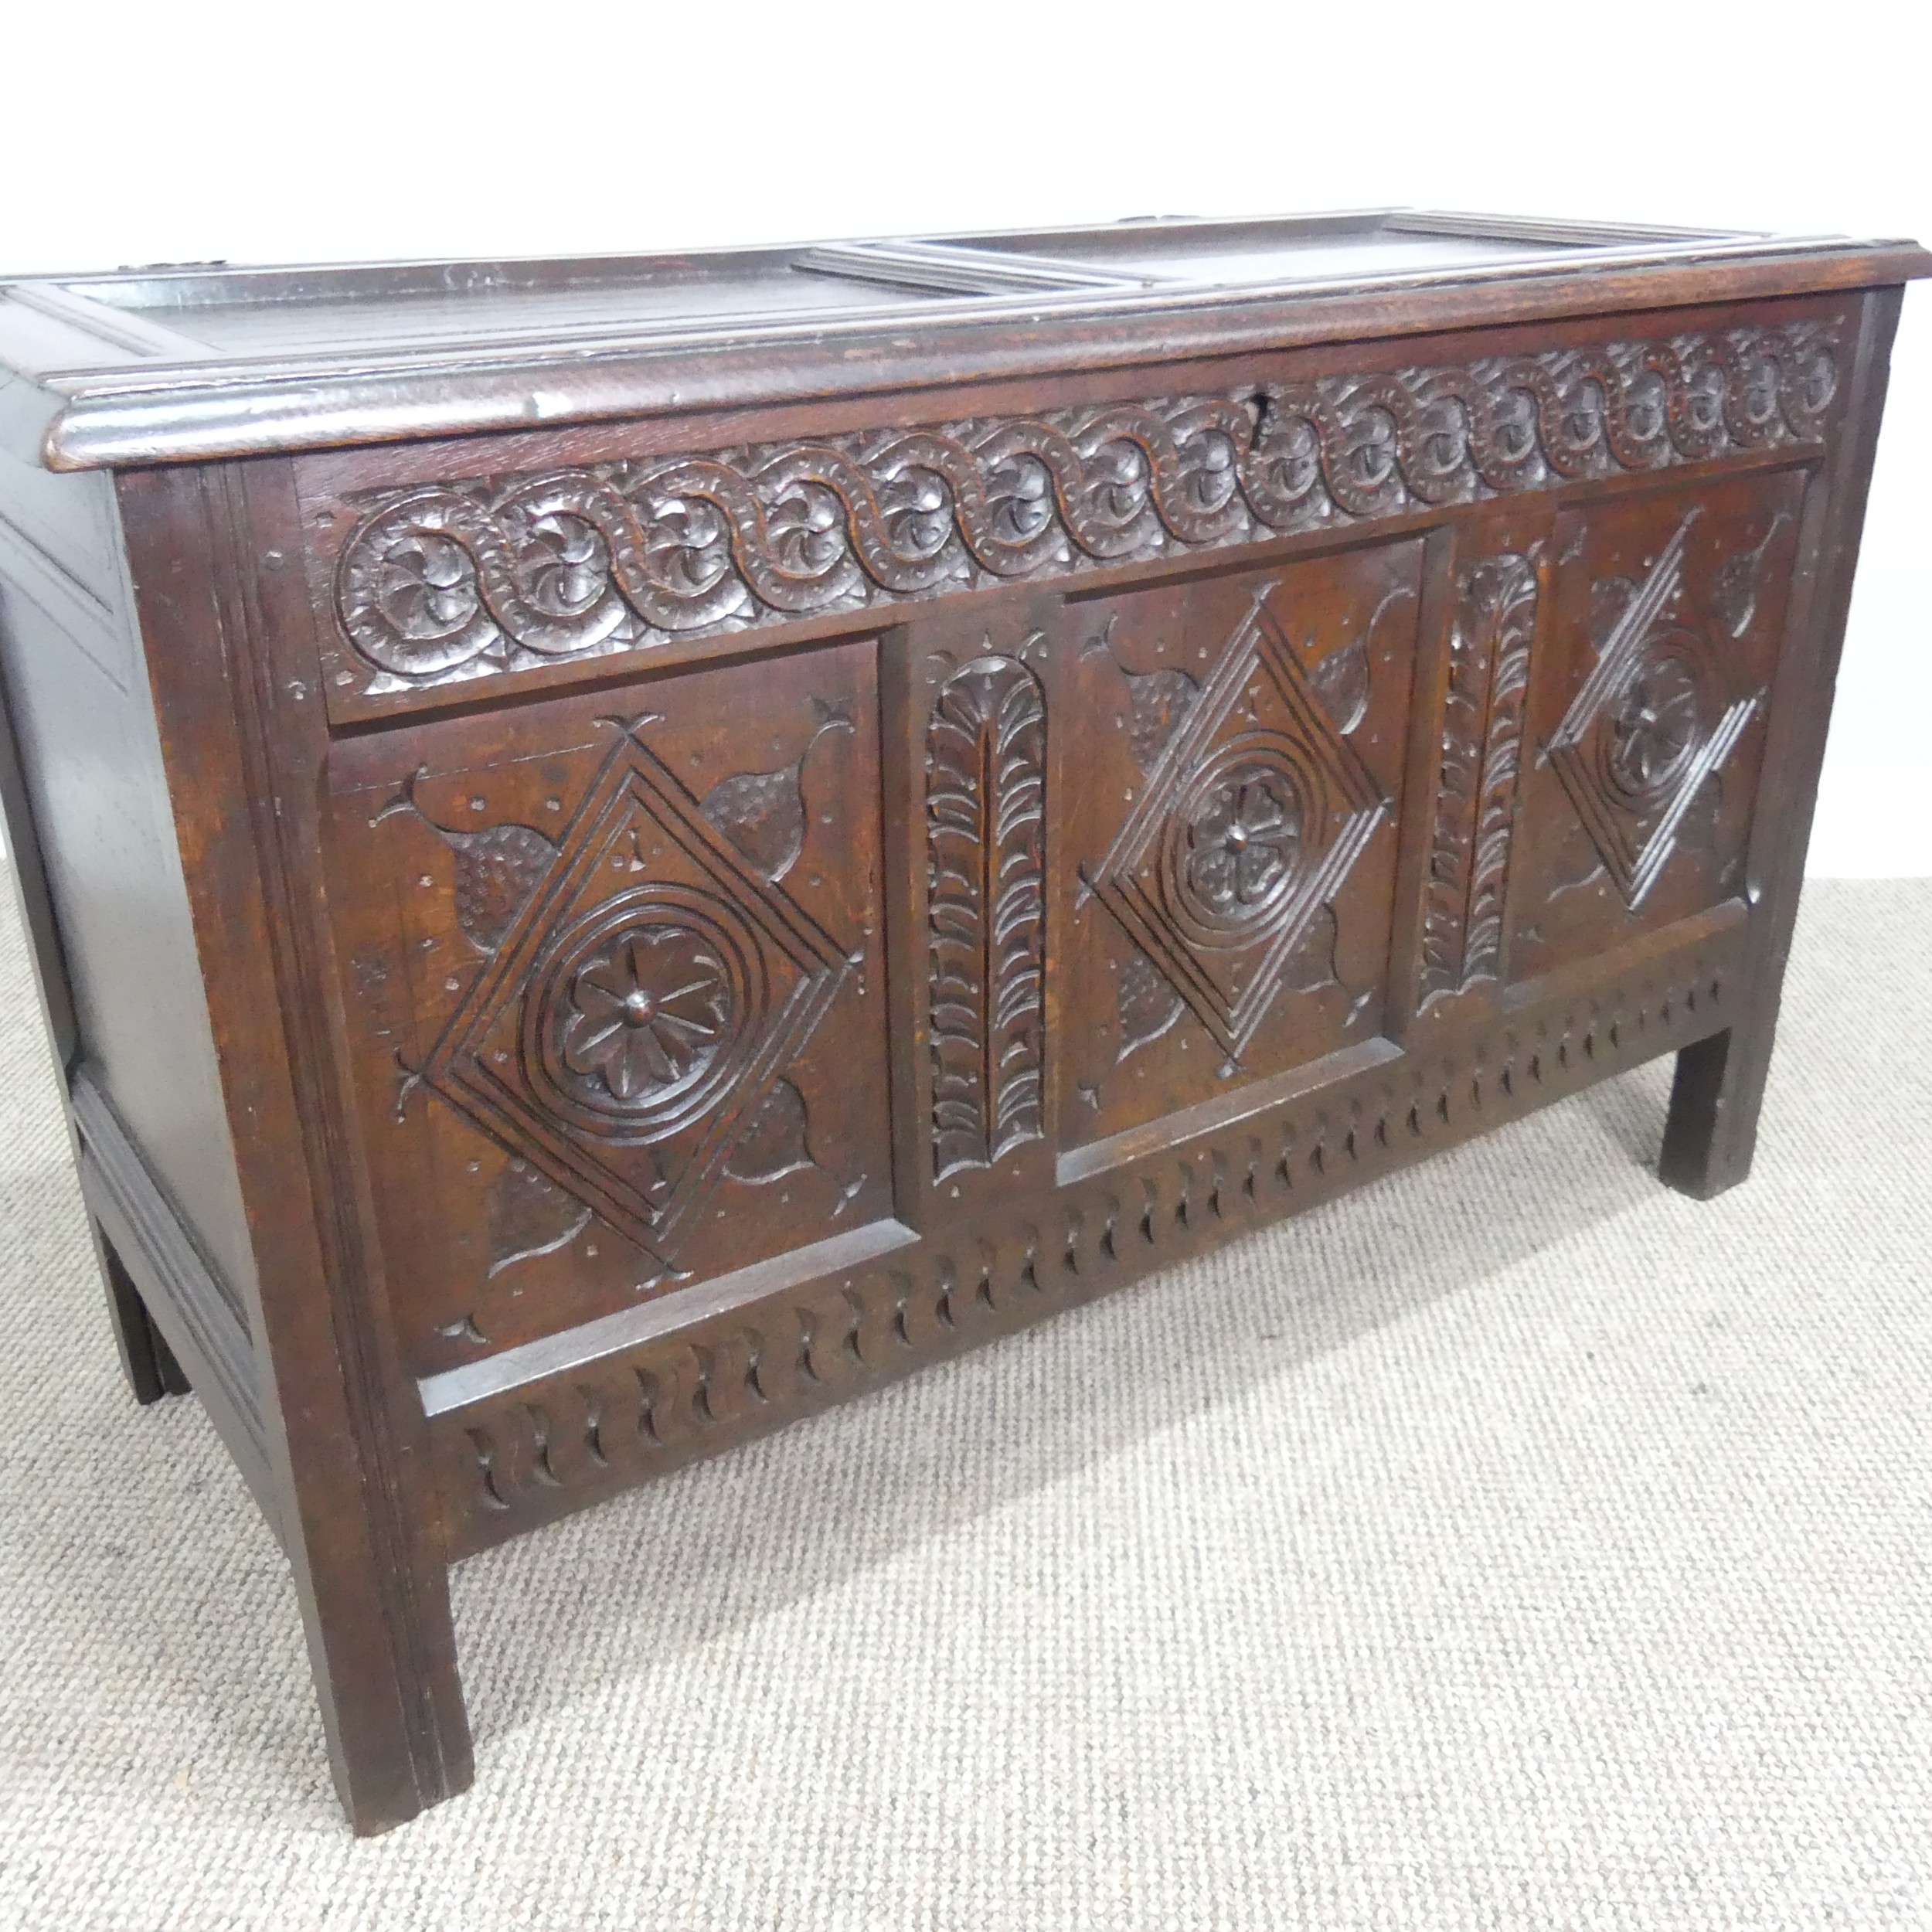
top-left (3, 210), bottom-right (1927, 471)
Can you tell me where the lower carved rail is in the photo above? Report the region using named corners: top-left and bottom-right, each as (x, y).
top-left (432, 931), bottom-right (1740, 1555)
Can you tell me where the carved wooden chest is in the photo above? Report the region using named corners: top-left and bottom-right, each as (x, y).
top-left (0, 211), bottom-right (1922, 1832)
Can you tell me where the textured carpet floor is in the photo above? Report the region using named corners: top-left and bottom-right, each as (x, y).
top-left (0, 878), bottom-right (1928, 1931)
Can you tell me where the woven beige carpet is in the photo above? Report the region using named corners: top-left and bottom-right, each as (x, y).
top-left (2, 877), bottom-right (1929, 1930)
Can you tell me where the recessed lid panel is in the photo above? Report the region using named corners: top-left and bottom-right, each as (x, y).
top-left (19, 211), bottom-right (1773, 367)
top-left (932, 213), bottom-right (1633, 289)
top-left (47, 250), bottom-right (948, 358)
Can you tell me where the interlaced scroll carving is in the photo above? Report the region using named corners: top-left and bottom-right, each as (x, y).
top-left (927, 657), bottom-right (1047, 1179)
top-left (330, 322), bottom-right (1842, 692)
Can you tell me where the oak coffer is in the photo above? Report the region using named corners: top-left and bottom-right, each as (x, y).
top-left (0, 210), bottom-right (1922, 1832)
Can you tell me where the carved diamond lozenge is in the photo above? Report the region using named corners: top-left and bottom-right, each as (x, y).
top-left (1087, 590), bottom-right (1386, 1061)
top-left (1547, 515), bottom-right (1759, 910)
top-left (417, 726), bottom-right (851, 1266)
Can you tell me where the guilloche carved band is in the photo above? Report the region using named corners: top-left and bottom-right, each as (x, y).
top-left (332, 322), bottom-right (1841, 689)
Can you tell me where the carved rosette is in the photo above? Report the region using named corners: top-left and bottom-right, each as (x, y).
top-left (416, 726), bottom-right (853, 1266)
top-left (1087, 593), bottom-right (1385, 1061)
top-left (530, 889), bottom-right (756, 1138)
top-left (1175, 756), bottom-right (1308, 922)
top-left (328, 322), bottom-right (1842, 694)
top-left (1546, 515), bottom-right (1758, 909)
top-left (1420, 552), bottom-right (1541, 1002)
top-left (926, 657), bottom-right (1048, 1179)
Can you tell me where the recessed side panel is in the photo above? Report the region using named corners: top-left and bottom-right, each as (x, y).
top-left (1507, 470), bottom-right (1808, 985)
top-left (325, 638), bottom-right (893, 1377)
top-left (1052, 540), bottom-right (1423, 1157)
top-left (0, 464), bottom-right (261, 1331)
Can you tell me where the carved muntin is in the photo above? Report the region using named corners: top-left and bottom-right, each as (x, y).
top-left (888, 605), bottom-right (1059, 1226)
top-left (1418, 539), bottom-right (1546, 1005)
top-left (925, 654), bottom-right (1048, 1181)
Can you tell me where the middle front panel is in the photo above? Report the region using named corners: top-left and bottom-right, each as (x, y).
top-left (1053, 538), bottom-right (1423, 1152)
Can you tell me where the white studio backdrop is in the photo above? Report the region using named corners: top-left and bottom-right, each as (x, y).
top-left (2, 0), bottom-right (1923, 875)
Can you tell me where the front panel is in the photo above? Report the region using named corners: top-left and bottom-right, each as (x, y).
top-left (1049, 540), bottom-right (1421, 1157)
top-left (285, 297), bottom-right (1842, 1522)
top-left (1507, 468), bottom-right (1804, 985)
top-left (325, 643), bottom-right (893, 1372)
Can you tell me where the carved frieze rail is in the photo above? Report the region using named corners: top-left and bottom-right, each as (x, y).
top-left (328, 322), bottom-right (1842, 692)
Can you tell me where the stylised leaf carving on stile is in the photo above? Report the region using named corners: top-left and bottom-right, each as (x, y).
top-left (927, 656), bottom-right (1048, 1179)
top-left (1420, 552), bottom-right (1540, 1003)
top-left (331, 321), bottom-right (1843, 692)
